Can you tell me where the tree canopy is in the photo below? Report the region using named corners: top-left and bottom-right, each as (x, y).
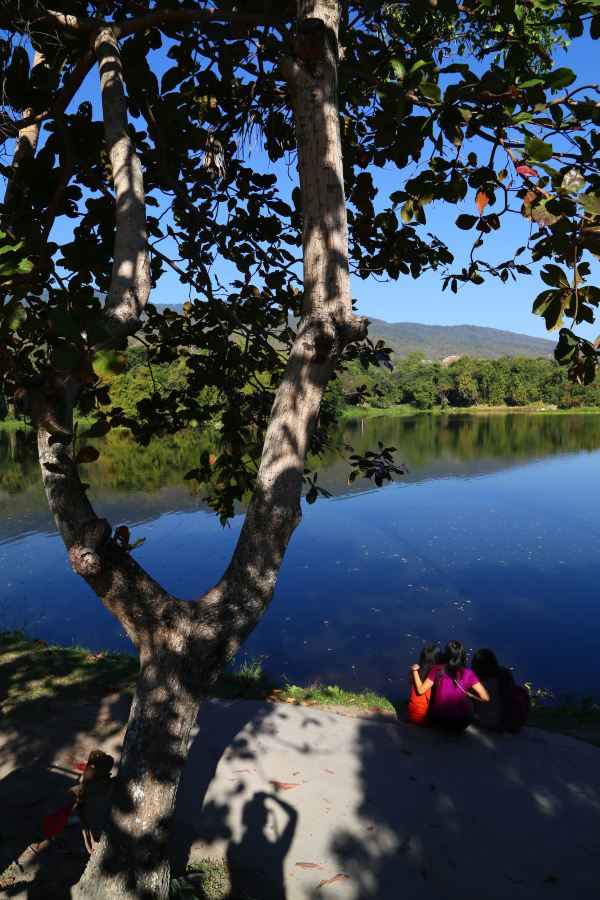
top-left (1, 1), bottom-right (599, 896)
top-left (1, 0), bottom-right (599, 521)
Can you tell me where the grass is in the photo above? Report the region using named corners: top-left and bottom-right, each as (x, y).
top-left (1, 631), bottom-right (598, 744)
top-left (527, 684), bottom-right (600, 747)
top-left (171, 859), bottom-right (231, 900)
top-left (339, 403), bottom-right (416, 420)
top-left (0, 630), bottom-right (138, 713)
top-left (280, 681), bottom-right (395, 712)
top-left (340, 403), bottom-right (600, 420)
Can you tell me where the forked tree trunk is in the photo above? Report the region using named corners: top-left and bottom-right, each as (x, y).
top-left (34, 2), bottom-right (367, 897)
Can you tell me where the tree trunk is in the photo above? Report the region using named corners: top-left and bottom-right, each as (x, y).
top-left (73, 655), bottom-right (201, 900)
top-left (26, 2), bottom-right (368, 897)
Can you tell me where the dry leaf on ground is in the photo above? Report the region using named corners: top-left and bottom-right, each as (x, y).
top-left (269, 780), bottom-right (299, 791)
top-left (295, 862), bottom-right (322, 869)
top-left (317, 873), bottom-right (350, 888)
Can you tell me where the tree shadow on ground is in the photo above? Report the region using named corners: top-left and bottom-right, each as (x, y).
top-left (319, 717), bottom-right (600, 900)
top-left (174, 700), bottom-right (600, 900)
top-left (0, 635), bottom-right (136, 896)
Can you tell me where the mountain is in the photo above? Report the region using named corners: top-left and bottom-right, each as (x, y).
top-left (153, 304), bottom-right (555, 361)
top-left (366, 320), bottom-right (555, 360)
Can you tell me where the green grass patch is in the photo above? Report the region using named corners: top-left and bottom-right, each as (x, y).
top-left (0, 630), bottom-right (138, 713)
top-left (339, 404), bottom-right (600, 420)
top-left (3, 633), bottom-right (599, 746)
top-left (528, 691), bottom-right (600, 747)
top-left (171, 859), bottom-right (231, 900)
top-left (339, 403), bottom-right (416, 420)
top-left (280, 681), bottom-right (395, 711)
top-left (215, 656), bottom-right (277, 699)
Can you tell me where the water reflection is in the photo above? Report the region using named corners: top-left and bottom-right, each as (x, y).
top-left (1, 413), bottom-right (600, 698)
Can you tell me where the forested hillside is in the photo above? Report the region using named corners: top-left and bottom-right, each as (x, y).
top-left (366, 320), bottom-right (556, 360)
top-left (3, 346), bottom-right (598, 425)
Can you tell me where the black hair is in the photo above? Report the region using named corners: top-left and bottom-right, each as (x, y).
top-left (418, 644), bottom-right (441, 680)
top-left (444, 640), bottom-right (467, 679)
top-left (471, 648), bottom-right (499, 681)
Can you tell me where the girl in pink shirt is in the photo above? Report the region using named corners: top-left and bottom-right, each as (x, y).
top-left (411, 640), bottom-right (489, 733)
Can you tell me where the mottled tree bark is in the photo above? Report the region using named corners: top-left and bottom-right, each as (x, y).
top-left (24, 3), bottom-right (369, 898)
top-left (2, 50), bottom-right (44, 238)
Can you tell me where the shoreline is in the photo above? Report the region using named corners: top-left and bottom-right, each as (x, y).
top-left (339, 404), bottom-right (600, 420)
top-left (2, 630), bottom-right (598, 747)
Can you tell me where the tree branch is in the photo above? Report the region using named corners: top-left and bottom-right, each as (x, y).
top-left (198, 0), bottom-right (368, 636)
top-left (94, 25), bottom-right (150, 344)
top-left (113, 7), bottom-right (273, 40)
top-left (0, 48), bottom-right (95, 145)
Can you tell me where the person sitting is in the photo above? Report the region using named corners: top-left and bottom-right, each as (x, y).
top-left (407, 644), bottom-right (441, 725)
top-left (411, 639), bottom-right (489, 733)
top-left (470, 648), bottom-right (506, 730)
top-left (471, 648), bottom-right (529, 733)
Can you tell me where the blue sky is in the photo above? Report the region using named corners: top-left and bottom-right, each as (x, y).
top-left (48, 27), bottom-right (599, 342)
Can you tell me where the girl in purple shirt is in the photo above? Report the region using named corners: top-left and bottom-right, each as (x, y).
top-left (411, 640), bottom-right (489, 733)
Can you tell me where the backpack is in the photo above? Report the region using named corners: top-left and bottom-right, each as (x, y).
top-left (498, 670), bottom-right (530, 734)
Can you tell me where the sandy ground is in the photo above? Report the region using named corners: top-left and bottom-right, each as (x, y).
top-left (1, 696), bottom-right (599, 899)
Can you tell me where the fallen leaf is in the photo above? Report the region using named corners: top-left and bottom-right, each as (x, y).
top-left (295, 862), bottom-right (322, 869)
top-left (367, 825), bottom-right (374, 831)
top-left (269, 780), bottom-right (299, 792)
top-left (321, 768), bottom-right (335, 774)
top-left (272, 688), bottom-right (283, 694)
top-left (317, 873), bottom-right (350, 888)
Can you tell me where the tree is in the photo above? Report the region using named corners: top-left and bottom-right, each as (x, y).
top-left (1, 1), bottom-right (599, 896)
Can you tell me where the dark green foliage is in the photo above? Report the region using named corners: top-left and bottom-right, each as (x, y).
top-left (330, 352), bottom-right (600, 412)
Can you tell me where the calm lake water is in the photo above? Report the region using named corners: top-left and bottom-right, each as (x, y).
top-left (1, 413), bottom-right (599, 699)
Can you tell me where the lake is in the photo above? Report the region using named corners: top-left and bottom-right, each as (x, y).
top-left (1, 412), bottom-right (599, 699)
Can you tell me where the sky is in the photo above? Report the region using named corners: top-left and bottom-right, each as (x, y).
top-left (43, 20), bottom-right (600, 342)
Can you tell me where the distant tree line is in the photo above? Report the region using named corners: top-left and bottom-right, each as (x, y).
top-left (329, 353), bottom-right (600, 412)
top-left (2, 348), bottom-right (600, 426)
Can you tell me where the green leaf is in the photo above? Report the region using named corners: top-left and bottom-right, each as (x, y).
top-left (532, 289), bottom-right (558, 316)
top-left (409, 59), bottom-right (429, 74)
top-left (50, 343), bottom-right (84, 372)
top-left (48, 308), bottom-right (84, 344)
top-left (80, 420), bottom-right (111, 439)
top-left (91, 350), bottom-right (127, 377)
top-left (530, 200), bottom-right (561, 227)
top-left (525, 138), bottom-right (554, 163)
top-left (544, 68), bottom-right (576, 90)
top-left (455, 214), bottom-right (477, 230)
top-left (580, 192), bottom-right (600, 216)
top-left (75, 445), bottom-right (100, 465)
top-left (419, 82), bottom-right (441, 103)
top-left (540, 265), bottom-right (570, 289)
top-left (7, 303), bottom-right (27, 331)
top-left (44, 462), bottom-right (66, 475)
top-left (161, 66), bottom-right (182, 92)
top-left (390, 58), bottom-right (405, 80)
